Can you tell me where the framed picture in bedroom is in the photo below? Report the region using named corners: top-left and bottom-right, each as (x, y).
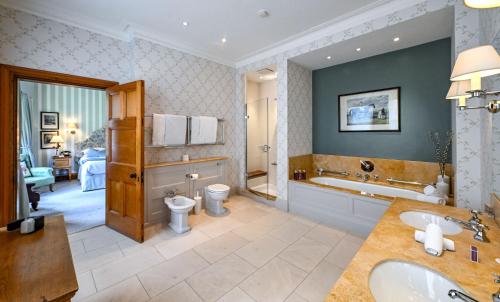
top-left (338, 87), bottom-right (400, 132)
top-left (40, 111), bottom-right (59, 130)
top-left (40, 131), bottom-right (59, 149)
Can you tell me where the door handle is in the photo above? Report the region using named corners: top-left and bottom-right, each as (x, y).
top-left (271, 162), bottom-right (277, 166)
top-left (129, 172), bottom-right (137, 179)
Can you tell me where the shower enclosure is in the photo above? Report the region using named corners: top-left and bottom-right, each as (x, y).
top-left (245, 69), bottom-right (277, 200)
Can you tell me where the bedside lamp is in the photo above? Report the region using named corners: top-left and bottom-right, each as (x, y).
top-left (50, 135), bottom-right (64, 156)
top-left (449, 45), bottom-right (500, 113)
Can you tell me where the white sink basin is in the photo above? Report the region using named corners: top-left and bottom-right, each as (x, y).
top-left (400, 211), bottom-right (462, 235)
top-left (369, 260), bottom-right (469, 302)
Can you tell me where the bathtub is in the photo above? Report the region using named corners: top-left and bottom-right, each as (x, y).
top-left (288, 177), bottom-right (417, 237)
top-left (309, 177), bottom-right (421, 200)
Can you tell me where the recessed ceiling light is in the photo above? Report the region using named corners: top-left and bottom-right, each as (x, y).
top-left (393, 37), bottom-right (400, 42)
top-left (221, 37), bottom-right (227, 44)
top-left (326, 56), bottom-right (332, 60)
top-left (356, 48), bottom-right (361, 52)
top-left (182, 21), bottom-right (189, 27)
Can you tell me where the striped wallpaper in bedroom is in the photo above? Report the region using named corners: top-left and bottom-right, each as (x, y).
top-left (20, 81), bottom-right (107, 170)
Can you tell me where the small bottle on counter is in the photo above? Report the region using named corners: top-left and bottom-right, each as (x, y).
top-left (293, 170), bottom-right (299, 180)
top-left (302, 170), bottom-right (307, 180)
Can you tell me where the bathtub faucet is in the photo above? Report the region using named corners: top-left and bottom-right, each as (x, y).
top-left (316, 168), bottom-right (349, 177)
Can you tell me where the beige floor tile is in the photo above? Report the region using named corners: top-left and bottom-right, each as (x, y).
top-left (138, 250), bottom-right (209, 297)
top-left (235, 235), bottom-right (288, 267)
top-left (323, 237), bottom-right (362, 269)
top-left (291, 215), bottom-right (318, 228)
top-left (80, 276), bottom-right (149, 302)
top-left (154, 230), bottom-right (210, 260)
top-left (253, 210), bottom-right (291, 227)
top-left (304, 224), bottom-right (346, 247)
top-left (196, 217), bottom-right (245, 238)
top-left (82, 228), bottom-right (129, 252)
top-left (269, 220), bottom-right (312, 244)
top-left (92, 247), bottom-right (164, 290)
top-left (230, 205), bottom-right (271, 223)
top-left (118, 229), bottom-right (176, 256)
top-left (240, 258), bottom-right (308, 302)
top-left (217, 287), bottom-right (256, 302)
top-left (149, 281), bottom-right (202, 302)
top-left (194, 232), bottom-right (248, 263)
top-left (73, 243), bottom-right (124, 274)
top-left (70, 239), bottom-right (86, 257)
top-left (189, 211), bottom-right (216, 227)
top-left (187, 254), bottom-right (255, 302)
top-left (72, 271), bottom-right (96, 302)
top-left (294, 260), bottom-right (343, 302)
top-left (231, 223), bottom-right (274, 242)
top-left (279, 237), bottom-right (331, 272)
top-left (285, 293), bottom-right (308, 302)
top-left (68, 226), bottom-right (111, 242)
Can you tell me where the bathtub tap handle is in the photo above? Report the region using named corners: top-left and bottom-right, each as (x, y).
top-left (360, 160), bottom-right (374, 172)
top-left (373, 175), bottom-right (379, 181)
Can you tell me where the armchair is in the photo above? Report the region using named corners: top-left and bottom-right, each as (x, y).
top-left (20, 154), bottom-right (55, 191)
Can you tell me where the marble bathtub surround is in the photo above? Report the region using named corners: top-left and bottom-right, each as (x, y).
top-left (289, 154), bottom-right (454, 192)
top-left (326, 198), bottom-right (500, 302)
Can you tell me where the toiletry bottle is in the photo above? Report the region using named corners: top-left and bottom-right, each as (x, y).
top-left (303, 170), bottom-right (307, 179)
top-left (293, 170), bottom-right (298, 180)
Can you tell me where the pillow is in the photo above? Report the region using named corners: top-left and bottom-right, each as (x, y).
top-left (20, 161), bottom-right (32, 177)
top-left (83, 148), bottom-right (106, 158)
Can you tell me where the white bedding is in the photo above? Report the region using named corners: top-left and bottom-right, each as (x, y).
top-left (79, 157), bottom-right (106, 191)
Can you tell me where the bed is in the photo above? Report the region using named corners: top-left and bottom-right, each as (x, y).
top-left (76, 128), bottom-right (107, 192)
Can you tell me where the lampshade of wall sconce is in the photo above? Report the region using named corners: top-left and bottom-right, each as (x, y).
top-left (450, 45), bottom-right (500, 90)
top-left (67, 122), bottom-right (77, 134)
top-left (50, 135), bottom-right (64, 143)
top-left (446, 80), bottom-right (471, 99)
top-left (464, 0), bottom-right (500, 8)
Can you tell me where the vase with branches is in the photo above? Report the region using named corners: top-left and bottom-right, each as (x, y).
top-left (429, 130), bottom-right (453, 180)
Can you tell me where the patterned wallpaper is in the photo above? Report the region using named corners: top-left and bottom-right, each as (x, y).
top-left (287, 61), bottom-right (312, 158)
top-left (20, 81), bottom-right (106, 170)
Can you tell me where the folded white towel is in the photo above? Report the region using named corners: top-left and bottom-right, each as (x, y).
top-left (423, 185), bottom-right (437, 196)
top-left (164, 114), bottom-right (187, 145)
top-left (415, 230), bottom-right (455, 251)
top-left (424, 223), bottom-right (443, 256)
top-left (190, 116), bottom-right (218, 144)
top-left (416, 194), bottom-right (446, 205)
top-left (152, 114), bottom-right (166, 146)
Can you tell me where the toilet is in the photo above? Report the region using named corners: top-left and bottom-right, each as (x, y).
top-left (164, 195), bottom-right (196, 234)
top-left (205, 184), bottom-right (230, 216)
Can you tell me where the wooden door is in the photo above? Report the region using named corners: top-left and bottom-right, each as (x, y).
top-left (106, 81), bottom-right (145, 242)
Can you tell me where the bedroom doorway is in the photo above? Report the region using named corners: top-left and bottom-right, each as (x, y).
top-left (18, 79), bottom-right (108, 234)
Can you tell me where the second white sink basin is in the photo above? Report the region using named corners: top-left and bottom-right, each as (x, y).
top-left (369, 260), bottom-right (469, 302)
top-left (400, 211), bottom-right (463, 235)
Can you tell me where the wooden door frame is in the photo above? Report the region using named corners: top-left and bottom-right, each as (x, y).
top-left (0, 64), bottom-right (118, 227)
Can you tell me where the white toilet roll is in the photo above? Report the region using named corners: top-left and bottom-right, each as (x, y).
top-left (424, 223), bottom-right (444, 256)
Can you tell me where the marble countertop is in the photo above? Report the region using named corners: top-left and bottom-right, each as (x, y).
top-left (326, 198), bottom-right (500, 302)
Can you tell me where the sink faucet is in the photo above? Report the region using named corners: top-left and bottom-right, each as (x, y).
top-left (448, 289), bottom-right (479, 302)
top-left (445, 209), bottom-right (489, 242)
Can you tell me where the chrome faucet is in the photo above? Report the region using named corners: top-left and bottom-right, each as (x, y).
top-left (445, 209), bottom-right (489, 242)
top-left (165, 189), bottom-right (176, 198)
top-left (355, 172), bottom-right (370, 182)
top-left (448, 289), bottom-right (479, 302)
top-left (360, 160), bottom-right (374, 172)
top-left (316, 168), bottom-right (349, 177)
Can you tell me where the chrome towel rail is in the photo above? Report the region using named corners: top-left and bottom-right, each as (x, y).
top-left (386, 177), bottom-right (433, 187)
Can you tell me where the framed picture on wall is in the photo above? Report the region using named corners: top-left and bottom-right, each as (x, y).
top-left (338, 87), bottom-right (400, 132)
top-left (40, 111), bottom-right (59, 130)
top-left (40, 131), bottom-right (59, 149)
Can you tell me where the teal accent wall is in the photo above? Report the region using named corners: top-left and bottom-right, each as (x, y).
top-left (313, 38), bottom-right (451, 162)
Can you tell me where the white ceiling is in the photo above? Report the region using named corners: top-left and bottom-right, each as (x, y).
top-left (0, 0), bottom-right (392, 65)
top-left (290, 7), bottom-right (454, 70)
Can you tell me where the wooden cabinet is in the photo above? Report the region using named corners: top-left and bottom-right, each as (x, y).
top-left (144, 159), bottom-right (226, 225)
top-left (52, 156), bottom-right (72, 180)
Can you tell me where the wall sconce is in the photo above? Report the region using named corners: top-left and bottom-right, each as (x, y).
top-left (449, 45), bottom-right (500, 113)
top-left (464, 0), bottom-right (500, 9)
top-left (67, 122), bottom-right (78, 134)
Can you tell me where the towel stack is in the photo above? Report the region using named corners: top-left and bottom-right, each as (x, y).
top-left (414, 223), bottom-right (455, 256)
top-left (190, 116), bottom-right (218, 144)
top-left (153, 114), bottom-right (187, 146)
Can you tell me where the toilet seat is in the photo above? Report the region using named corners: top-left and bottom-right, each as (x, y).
top-left (207, 184), bottom-right (230, 193)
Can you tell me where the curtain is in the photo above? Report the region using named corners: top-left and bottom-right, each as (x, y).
top-left (20, 91), bottom-right (36, 167)
top-left (17, 165), bottom-right (30, 219)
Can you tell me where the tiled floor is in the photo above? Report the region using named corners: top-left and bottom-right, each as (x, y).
top-left (69, 195), bottom-right (364, 302)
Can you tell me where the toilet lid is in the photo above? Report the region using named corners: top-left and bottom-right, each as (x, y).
top-left (207, 184), bottom-right (230, 192)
